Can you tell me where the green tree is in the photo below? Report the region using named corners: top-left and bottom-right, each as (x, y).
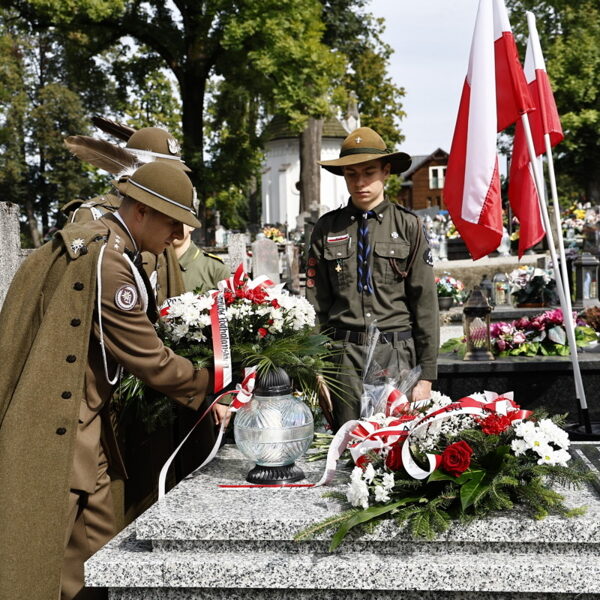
top-left (507, 0), bottom-right (600, 204)
top-left (322, 0), bottom-right (406, 147)
top-left (0, 11), bottom-right (106, 245)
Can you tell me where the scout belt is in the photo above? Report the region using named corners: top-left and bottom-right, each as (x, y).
top-left (331, 328), bottom-right (412, 345)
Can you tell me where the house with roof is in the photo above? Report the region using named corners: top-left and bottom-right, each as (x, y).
top-left (261, 113), bottom-right (357, 230)
top-left (397, 148), bottom-right (449, 210)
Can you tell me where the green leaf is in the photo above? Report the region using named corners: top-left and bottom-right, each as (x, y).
top-left (460, 470), bottom-right (487, 511)
top-left (548, 325), bottom-right (567, 345)
top-left (330, 497), bottom-right (419, 551)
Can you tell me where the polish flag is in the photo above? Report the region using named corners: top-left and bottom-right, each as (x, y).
top-left (444, 0), bottom-right (534, 260)
top-left (509, 12), bottom-right (563, 257)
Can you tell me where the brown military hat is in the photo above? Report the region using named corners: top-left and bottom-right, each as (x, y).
top-left (318, 126), bottom-right (411, 176)
top-left (126, 127), bottom-right (192, 172)
top-left (114, 161), bottom-right (201, 228)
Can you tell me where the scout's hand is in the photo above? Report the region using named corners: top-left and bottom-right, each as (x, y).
top-left (411, 379), bottom-right (432, 403)
top-left (212, 402), bottom-right (231, 428)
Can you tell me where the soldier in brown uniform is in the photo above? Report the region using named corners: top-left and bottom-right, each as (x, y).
top-left (306, 127), bottom-right (439, 430)
top-left (0, 161), bottom-right (228, 600)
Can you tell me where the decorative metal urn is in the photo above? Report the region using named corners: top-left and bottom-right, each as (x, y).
top-left (234, 368), bottom-right (314, 484)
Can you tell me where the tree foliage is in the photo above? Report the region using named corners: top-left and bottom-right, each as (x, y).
top-left (1, 0), bottom-right (407, 237)
top-left (506, 0), bottom-right (600, 203)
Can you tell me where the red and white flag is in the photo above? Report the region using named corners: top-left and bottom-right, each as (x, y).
top-left (509, 11), bottom-right (563, 257)
top-left (444, 0), bottom-right (534, 260)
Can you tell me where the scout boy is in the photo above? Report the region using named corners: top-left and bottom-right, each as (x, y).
top-left (306, 126), bottom-right (439, 429)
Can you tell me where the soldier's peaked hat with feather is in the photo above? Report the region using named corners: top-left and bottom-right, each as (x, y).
top-left (126, 127), bottom-right (191, 172)
top-left (318, 126), bottom-right (411, 176)
top-left (114, 162), bottom-right (201, 228)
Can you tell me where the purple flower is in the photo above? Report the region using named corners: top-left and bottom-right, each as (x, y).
top-left (497, 339), bottom-right (507, 351)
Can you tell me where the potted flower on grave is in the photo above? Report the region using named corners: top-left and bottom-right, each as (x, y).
top-left (507, 266), bottom-right (558, 307)
top-left (435, 274), bottom-right (465, 311)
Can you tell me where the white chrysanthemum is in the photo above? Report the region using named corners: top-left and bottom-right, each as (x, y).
top-left (350, 466), bottom-right (363, 483)
top-left (382, 472), bottom-right (395, 491)
top-left (347, 479), bottom-right (369, 509)
top-left (514, 420), bottom-right (536, 439)
top-left (374, 485), bottom-right (390, 503)
top-left (552, 448), bottom-right (571, 467)
top-left (363, 463), bottom-right (376, 484)
top-left (521, 428), bottom-right (549, 452)
top-left (511, 438), bottom-right (528, 456)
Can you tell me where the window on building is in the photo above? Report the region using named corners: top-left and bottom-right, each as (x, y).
top-left (429, 166), bottom-right (446, 189)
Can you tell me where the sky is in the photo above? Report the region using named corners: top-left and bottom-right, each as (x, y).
top-left (369, 0), bottom-right (480, 157)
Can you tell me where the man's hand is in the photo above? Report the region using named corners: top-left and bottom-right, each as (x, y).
top-left (211, 402), bottom-right (231, 428)
top-left (411, 379), bottom-right (432, 403)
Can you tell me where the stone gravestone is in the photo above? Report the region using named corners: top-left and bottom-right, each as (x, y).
top-left (226, 233), bottom-right (248, 275)
top-left (0, 203), bottom-right (24, 310)
top-left (252, 238), bottom-right (280, 283)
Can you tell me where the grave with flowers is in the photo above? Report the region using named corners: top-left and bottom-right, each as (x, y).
top-left (87, 320), bottom-right (600, 598)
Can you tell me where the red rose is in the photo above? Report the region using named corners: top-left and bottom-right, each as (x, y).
top-left (440, 441), bottom-right (473, 477)
top-left (385, 443), bottom-right (403, 471)
top-left (478, 413), bottom-right (513, 436)
top-left (258, 327), bottom-right (268, 338)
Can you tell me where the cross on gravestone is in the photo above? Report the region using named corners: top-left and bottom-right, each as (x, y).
top-left (252, 238), bottom-right (280, 284)
top-left (227, 233), bottom-right (248, 274)
top-left (0, 203), bottom-right (24, 309)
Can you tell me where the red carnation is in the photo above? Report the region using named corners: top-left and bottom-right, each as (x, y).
top-left (478, 413), bottom-right (513, 436)
top-left (385, 443), bottom-right (403, 471)
top-left (258, 327), bottom-right (268, 338)
top-left (271, 299), bottom-right (280, 309)
top-left (440, 441), bottom-right (473, 477)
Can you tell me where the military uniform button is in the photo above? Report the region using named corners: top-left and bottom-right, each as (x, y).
top-left (73, 282), bottom-right (84, 291)
top-left (61, 391), bottom-right (72, 399)
top-left (363, 285), bottom-right (368, 291)
top-left (79, 246), bottom-right (88, 255)
top-left (56, 427), bottom-right (67, 435)
top-left (66, 355), bottom-right (77, 363)
top-left (337, 251), bottom-right (341, 256)
top-left (366, 313), bottom-right (371, 317)
top-left (390, 250), bottom-right (395, 254)
top-left (70, 318), bottom-right (81, 327)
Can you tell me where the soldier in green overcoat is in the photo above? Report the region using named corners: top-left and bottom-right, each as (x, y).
top-left (306, 126), bottom-right (439, 430)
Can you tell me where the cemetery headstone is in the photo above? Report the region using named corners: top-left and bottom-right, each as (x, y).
top-left (227, 233), bottom-right (248, 274)
top-left (252, 238), bottom-right (280, 283)
top-left (0, 203), bottom-right (23, 309)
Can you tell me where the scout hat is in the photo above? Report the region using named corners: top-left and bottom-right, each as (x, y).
top-left (126, 127), bottom-right (192, 172)
top-left (318, 126), bottom-right (411, 176)
top-left (114, 161), bottom-right (201, 228)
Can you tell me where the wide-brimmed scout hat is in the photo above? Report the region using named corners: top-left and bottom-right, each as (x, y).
top-left (126, 127), bottom-right (191, 172)
top-left (113, 161), bottom-right (201, 228)
top-left (318, 126), bottom-right (411, 176)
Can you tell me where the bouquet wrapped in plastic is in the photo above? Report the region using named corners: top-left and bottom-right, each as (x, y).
top-left (360, 323), bottom-right (422, 419)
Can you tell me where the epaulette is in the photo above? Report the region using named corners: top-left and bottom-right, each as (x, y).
top-left (61, 199), bottom-right (84, 215)
top-left (392, 203), bottom-right (418, 217)
top-left (57, 222), bottom-right (109, 260)
top-left (202, 251), bottom-right (225, 264)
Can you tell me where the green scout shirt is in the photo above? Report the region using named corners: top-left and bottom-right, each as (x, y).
top-left (306, 198), bottom-right (439, 380)
top-left (179, 240), bottom-right (230, 293)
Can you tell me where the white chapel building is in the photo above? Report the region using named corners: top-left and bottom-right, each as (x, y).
top-left (261, 110), bottom-right (360, 231)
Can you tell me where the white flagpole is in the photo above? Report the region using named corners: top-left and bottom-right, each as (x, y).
top-left (520, 113), bottom-right (591, 432)
top-left (525, 11), bottom-right (590, 432)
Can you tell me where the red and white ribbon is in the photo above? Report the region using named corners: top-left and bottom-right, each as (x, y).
top-left (158, 367), bottom-right (257, 500)
top-left (210, 290), bottom-right (232, 393)
top-left (317, 390), bottom-right (532, 485)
